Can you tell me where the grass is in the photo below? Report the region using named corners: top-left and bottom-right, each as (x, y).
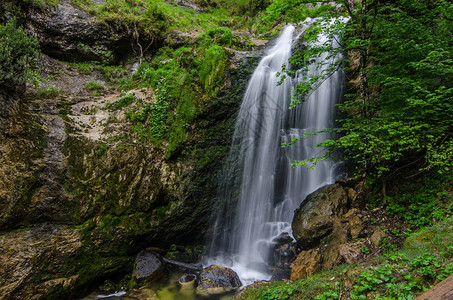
top-left (69, 0), bottom-right (257, 36)
top-left (85, 80), bottom-right (104, 91)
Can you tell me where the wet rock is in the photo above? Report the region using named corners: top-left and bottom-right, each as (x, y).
top-left (322, 222), bottom-right (349, 270)
top-left (270, 267), bottom-right (291, 281)
top-left (0, 224), bottom-right (81, 299)
top-left (257, 240), bottom-right (274, 263)
top-left (123, 287), bottom-right (159, 300)
top-left (24, 0), bottom-right (136, 62)
top-left (290, 249), bottom-right (322, 280)
top-left (178, 273), bottom-right (197, 289)
top-left (292, 184), bottom-right (348, 247)
top-left (246, 261), bottom-right (270, 273)
top-left (272, 232), bottom-right (294, 244)
top-left (290, 180), bottom-right (371, 276)
top-left (271, 243), bottom-right (296, 268)
top-left (196, 265), bottom-right (242, 296)
top-left (133, 251), bottom-right (166, 282)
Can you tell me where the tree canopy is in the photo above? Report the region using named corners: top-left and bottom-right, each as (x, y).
top-left (285, 0), bottom-right (453, 178)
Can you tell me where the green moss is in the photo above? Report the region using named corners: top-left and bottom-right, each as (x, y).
top-left (198, 26), bottom-right (234, 47)
top-left (109, 93), bottom-right (135, 110)
top-left (199, 45), bottom-right (230, 98)
top-left (404, 218), bottom-right (453, 257)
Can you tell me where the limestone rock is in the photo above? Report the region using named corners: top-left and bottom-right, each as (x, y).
top-left (24, 0), bottom-right (135, 62)
top-left (349, 215), bottom-right (364, 240)
top-left (133, 251), bottom-right (166, 282)
top-left (371, 228), bottom-right (386, 247)
top-left (0, 224), bottom-right (82, 299)
top-left (292, 184), bottom-right (348, 246)
top-left (290, 249), bottom-right (322, 280)
top-left (323, 222), bottom-right (349, 269)
top-left (196, 265), bottom-right (242, 296)
top-left (339, 240), bottom-right (366, 264)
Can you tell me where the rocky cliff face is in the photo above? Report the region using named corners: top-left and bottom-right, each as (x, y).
top-left (0, 1), bottom-right (260, 298)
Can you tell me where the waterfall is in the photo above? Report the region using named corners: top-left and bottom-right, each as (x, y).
top-left (206, 22), bottom-right (345, 285)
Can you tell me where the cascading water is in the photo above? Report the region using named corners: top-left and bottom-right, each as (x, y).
top-left (207, 21), bottom-right (345, 285)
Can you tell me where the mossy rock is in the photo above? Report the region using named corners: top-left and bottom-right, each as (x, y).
top-left (196, 265), bottom-right (242, 296)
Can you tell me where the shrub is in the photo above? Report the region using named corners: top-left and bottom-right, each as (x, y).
top-left (0, 19), bottom-right (40, 92)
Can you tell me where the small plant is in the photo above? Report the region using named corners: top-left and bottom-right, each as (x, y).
top-left (112, 93), bottom-right (134, 109)
top-left (315, 291), bottom-right (339, 300)
top-left (259, 284), bottom-right (294, 300)
top-left (361, 246), bottom-right (371, 255)
top-left (95, 143), bottom-right (108, 156)
top-left (408, 253), bottom-right (440, 279)
top-left (437, 263), bottom-right (453, 281)
top-left (391, 229), bottom-right (401, 237)
top-left (85, 80), bottom-right (104, 91)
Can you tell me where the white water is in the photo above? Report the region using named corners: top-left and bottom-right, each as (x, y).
top-left (207, 22), bottom-right (345, 285)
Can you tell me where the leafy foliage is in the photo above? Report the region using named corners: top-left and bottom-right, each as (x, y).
top-left (0, 19), bottom-right (41, 91)
top-left (283, 0), bottom-right (453, 178)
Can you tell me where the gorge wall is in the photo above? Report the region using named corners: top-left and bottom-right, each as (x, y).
top-left (0, 1), bottom-right (261, 298)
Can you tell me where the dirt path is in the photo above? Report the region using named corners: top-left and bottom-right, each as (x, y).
top-left (415, 275), bottom-right (453, 300)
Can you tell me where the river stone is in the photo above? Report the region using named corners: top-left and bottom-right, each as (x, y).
top-left (196, 265), bottom-right (242, 296)
top-left (123, 286), bottom-right (159, 300)
top-left (178, 273), bottom-right (197, 289)
top-left (133, 251), bottom-right (165, 282)
top-left (292, 183), bottom-right (348, 247)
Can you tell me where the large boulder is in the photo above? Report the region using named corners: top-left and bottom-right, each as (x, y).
top-left (292, 183), bottom-right (348, 247)
top-left (290, 180), bottom-right (375, 277)
top-left (196, 265), bottom-right (242, 296)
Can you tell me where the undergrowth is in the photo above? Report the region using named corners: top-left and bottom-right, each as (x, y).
top-left (377, 174), bottom-right (453, 231)
top-left (238, 218), bottom-right (453, 300)
top-left (120, 27), bottom-right (235, 157)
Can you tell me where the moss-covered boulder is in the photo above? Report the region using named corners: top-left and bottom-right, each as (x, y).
top-left (196, 265), bottom-right (242, 296)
